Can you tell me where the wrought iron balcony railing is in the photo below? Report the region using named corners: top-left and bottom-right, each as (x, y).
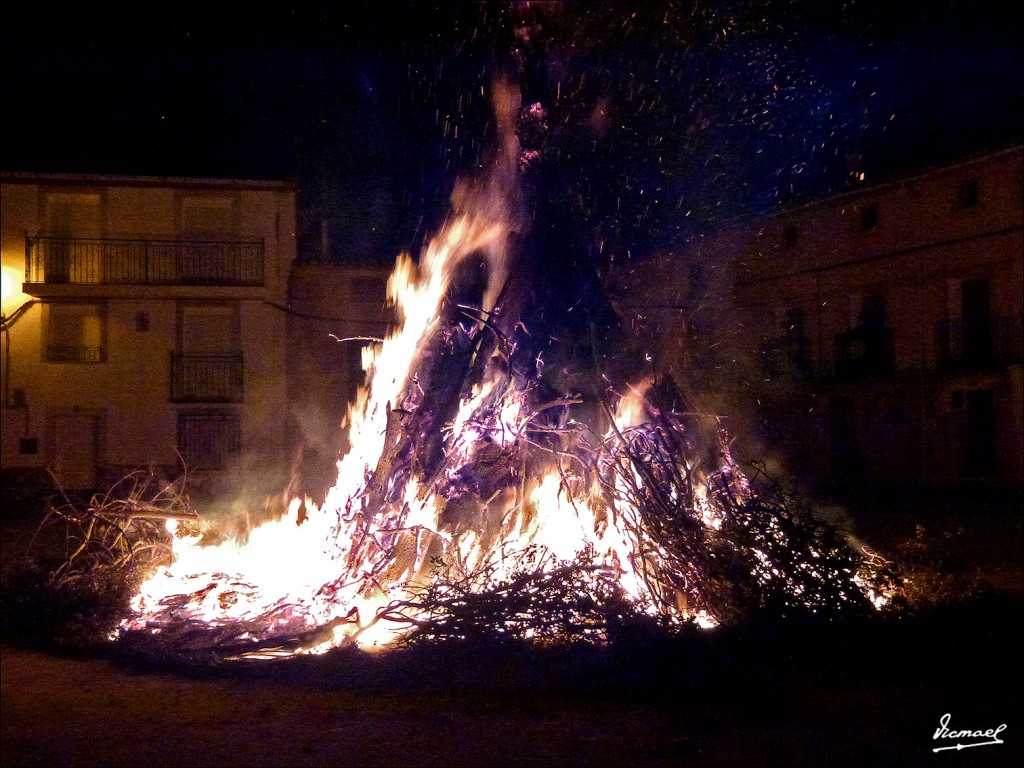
top-left (26, 236), bottom-right (264, 287)
top-left (170, 354), bottom-right (244, 403)
top-left (935, 316), bottom-right (1012, 370)
top-left (46, 344), bottom-right (103, 363)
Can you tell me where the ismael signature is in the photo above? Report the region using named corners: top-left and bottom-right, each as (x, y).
top-left (932, 713), bottom-right (1007, 753)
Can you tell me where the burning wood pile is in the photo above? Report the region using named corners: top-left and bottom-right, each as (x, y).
top-left (106, 81), bottom-right (900, 660)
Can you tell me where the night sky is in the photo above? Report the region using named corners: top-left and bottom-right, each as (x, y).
top-left (2, 1), bottom-right (1021, 265)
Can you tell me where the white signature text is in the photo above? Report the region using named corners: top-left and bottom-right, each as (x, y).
top-left (932, 713), bottom-right (1006, 753)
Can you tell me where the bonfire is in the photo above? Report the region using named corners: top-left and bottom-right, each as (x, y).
top-left (70, 73), bottom-right (898, 660)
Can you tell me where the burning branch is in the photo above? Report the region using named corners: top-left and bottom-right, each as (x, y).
top-left (597, 401), bottom-right (899, 625)
top-left (44, 469), bottom-right (198, 587)
top-left (377, 546), bottom-right (659, 647)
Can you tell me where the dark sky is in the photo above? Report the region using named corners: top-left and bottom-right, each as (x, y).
top-left (2, 1), bottom-right (1021, 264)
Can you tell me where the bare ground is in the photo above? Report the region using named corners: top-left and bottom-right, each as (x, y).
top-left (2, 600), bottom-right (1021, 768)
top-left (2, 491), bottom-right (1021, 767)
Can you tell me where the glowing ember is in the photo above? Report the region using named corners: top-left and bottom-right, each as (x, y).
top-left (118, 77), bottom-right (896, 658)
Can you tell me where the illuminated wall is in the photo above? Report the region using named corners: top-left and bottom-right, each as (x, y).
top-left (1, 173), bottom-right (297, 495)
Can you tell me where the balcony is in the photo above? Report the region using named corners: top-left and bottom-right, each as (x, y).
top-left (834, 325), bottom-right (894, 379)
top-left (935, 316), bottom-right (1013, 370)
top-left (170, 354), bottom-right (244, 403)
top-left (26, 236), bottom-right (264, 287)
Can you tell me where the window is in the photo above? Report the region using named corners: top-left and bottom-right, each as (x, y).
top-left (859, 204), bottom-right (879, 231)
top-left (957, 179), bottom-right (979, 209)
top-left (835, 293), bottom-right (893, 378)
top-left (45, 302), bottom-right (105, 362)
top-left (46, 192), bottom-right (101, 238)
top-left (178, 411), bottom-right (240, 470)
top-left (44, 192), bottom-right (102, 283)
top-left (760, 306), bottom-right (810, 380)
top-left (858, 293), bottom-right (887, 328)
top-left (173, 303), bottom-right (243, 402)
top-left (179, 303), bottom-right (238, 354)
top-left (178, 196), bottom-right (240, 283)
top-left (180, 195), bottom-right (237, 240)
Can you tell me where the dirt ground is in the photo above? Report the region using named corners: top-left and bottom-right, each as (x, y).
top-left (2, 602), bottom-right (1022, 768)
top-left (2, 490), bottom-right (1021, 767)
